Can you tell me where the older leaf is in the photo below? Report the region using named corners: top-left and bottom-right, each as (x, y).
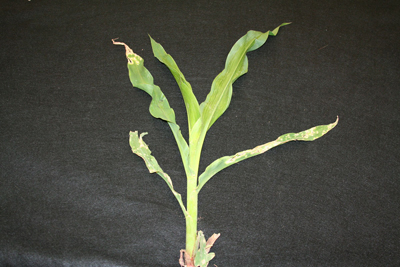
top-left (197, 117), bottom-right (338, 192)
top-left (129, 131), bottom-right (187, 216)
top-left (113, 40), bottom-right (190, 175)
top-left (193, 231), bottom-right (218, 267)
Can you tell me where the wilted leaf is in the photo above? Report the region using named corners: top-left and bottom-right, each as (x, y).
top-left (129, 131), bottom-right (187, 216)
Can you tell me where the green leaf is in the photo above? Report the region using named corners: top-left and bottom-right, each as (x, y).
top-left (129, 131), bottom-right (188, 216)
top-left (189, 23), bottom-right (290, 173)
top-left (113, 40), bottom-right (190, 176)
top-left (197, 117), bottom-right (338, 192)
top-left (199, 22), bottom-right (291, 131)
top-left (116, 40), bottom-right (176, 123)
top-left (150, 36), bottom-right (201, 135)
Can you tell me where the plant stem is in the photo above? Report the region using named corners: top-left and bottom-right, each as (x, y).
top-left (186, 175), bottom-right (198, 257)
top-left (185, 131), bottom-right (206, 258)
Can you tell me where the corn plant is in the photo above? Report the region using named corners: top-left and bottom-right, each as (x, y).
top-left (113, 23), bottom-right (338, 267)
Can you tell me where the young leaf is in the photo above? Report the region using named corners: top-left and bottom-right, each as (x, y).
top-left (113, 40), bottom-right (190, 175)
top-left (189, 23), bottom-right (290, 170)
top-left (150, 36), bottom-right (201, 134)
top-left (199, 22), bottom-right (291, 131)
top-left (196, 117), bottom-right (338, 192)
top-left (129, 131), bottom-right (188, 216)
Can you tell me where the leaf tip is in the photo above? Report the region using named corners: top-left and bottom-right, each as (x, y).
top-left (112, 38), bottom-right (142, 65)
top-left (333, 116), bottom-right (339, 127)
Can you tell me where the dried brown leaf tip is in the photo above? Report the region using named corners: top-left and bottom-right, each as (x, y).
top-left (112, 38), bottom-right (142, 65)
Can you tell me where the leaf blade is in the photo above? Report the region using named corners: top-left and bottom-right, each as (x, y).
top-left (199, 23), bottom-right (290, 130)
top-left (197, 117), bottom-right (338, 192)
top-left (129, 131), bottom-right (188, 216)
top-left (189, 23), bottom-right (290, 178)
top-left (150, 36), bottom-right (201, 134)
top-left (113, 40), bottom-right (190, 174)
top-left (125, 46), bottom-right (176, 123)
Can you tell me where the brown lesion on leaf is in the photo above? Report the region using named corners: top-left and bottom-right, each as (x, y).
top-left (225, 140), bottom-right (281, 164)
top-left (225, 151), bottom-right (247, 164)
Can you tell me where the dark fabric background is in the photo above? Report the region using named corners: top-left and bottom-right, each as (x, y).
top-left (1, 0), bottom-right (399, 266)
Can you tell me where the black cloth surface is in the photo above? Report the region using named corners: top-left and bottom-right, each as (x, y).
top-left (1, 0), bottom-right (399, 266)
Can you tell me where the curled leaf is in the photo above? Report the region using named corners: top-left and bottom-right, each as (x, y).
top-left (129, 131), bottom-right (187, 216)
top-left (113, 39), bottom-right (176, 122)
top-left (113, 39), bottom-right (191, 179)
